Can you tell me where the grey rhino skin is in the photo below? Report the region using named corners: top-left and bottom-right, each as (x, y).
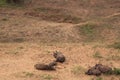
top-left (95, 64), bottom-right (112, 73)
top-left (86, 64), bottom-right (112, 76)
top-left (53, 51), bottom-right (65, 63)
top-left (34, 61), bottom-right (57, 70)
top-left (85, 66), bottom-right (101, 76)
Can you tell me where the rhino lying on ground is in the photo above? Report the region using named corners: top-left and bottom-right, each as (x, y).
top-left (86, 64), bottom-right (112, 76)
top-left (53, 51), bottom-right (66, 63)
top-left (34, 51), bottom-right (66, 71)
top-left (34, 61), bottom-right (57, 70)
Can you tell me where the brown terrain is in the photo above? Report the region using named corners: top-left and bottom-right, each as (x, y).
top-left (0, 0), bottom-right (120, 80)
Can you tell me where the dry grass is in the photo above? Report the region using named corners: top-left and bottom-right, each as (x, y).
top-left (109, 42), bottom-right (120, 49)
top-left (71, 65), bottom-right (86, 75)
top-left (0, 0), bottom-right (120, 80)
top-left (93, 51), bottom-right (103, 59)
top-left (0, 43), bottom-right (120, 80)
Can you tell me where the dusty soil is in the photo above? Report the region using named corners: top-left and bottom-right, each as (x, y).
top-left (0, 43), bottom-right (120, 80)
top-left (0, 0), bottom-right (120, 80)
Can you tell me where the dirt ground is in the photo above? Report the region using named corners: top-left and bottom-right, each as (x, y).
top-left (0, 42), bottom-right (120, 80)
top-left (0, 0), bottom-right (120, 80)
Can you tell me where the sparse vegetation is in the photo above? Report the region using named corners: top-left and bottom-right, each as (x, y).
top-left (46, 50), bottom-right (51, 54)
top-left (33, 7), bottom-right (82, 24)
top-left (96, 77), bottom-right (103, 80)
top-left (93, 51), bottom-right (103, 58)
top-left (34, 7), bottom-right (61, 13)
top-left (0, 0), bottom-right (120, 80)
top-left (0, 0), bottom-right (31, 7)
top-left (5, 49), bottom-right (19, 54)
top-left (5, 46), bottom-right (23, 55)
top-left (90, 77), bottom-right (103, 80)
top-left (109, 42), bottom-right (120, 49)
top-left (113, 68), bottom-right (120, 75)
top-left (22, 72), bottom-right (34, 77)
top-left (80, 23), bottom-right (96, 36)
top-left (13, 38), bottom-right (25, 43)
top-left (108, 55), bottom-right (120, 61)
top-left (71, 65), bottom-right (86, 75)
top-left (0, 0), bottom-right (7, 6)
top-left (0, 37), bottom-right (25, 43)
top-left (76, 23), bottom-right (102, 41)
top-left (41, 74), bottom-right (54, 80)
top-left (6, 0), bottom-right (24, 5)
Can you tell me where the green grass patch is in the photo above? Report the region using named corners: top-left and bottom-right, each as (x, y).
top-left (90, 77), bottom-right (103, 80)
top-left (109, 42), bottom-right (120, 49)
top-left (13, 38), bottom-right (25, 43)
top-left (0, 0), bottom-right (7, 6)
top-left (41, 74), bottom-right (54, 80)
top-left (22, 72), bottom-right (34, 77)
top-left (93, 51), bottom-right (103, 59)
top-left (76, 23), bottom-right (102, 42)
top-left (0, 0), bottom-right (26, 7)
top-left (80, 23), bottom-right (95, 35)
top-left (107, 55), bottom-right (120, 61)
top-left (96, 77), bottom-right (103, 80)
top-left (113, 68), bottom-right (120, 75)
top-left (71, 65), bottom-right (86, 75)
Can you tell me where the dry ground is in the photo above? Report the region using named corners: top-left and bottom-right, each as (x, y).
top-left (0, 43), bottom-right (120, 80)
top-left (0, 0), bottom-right (120, 80)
